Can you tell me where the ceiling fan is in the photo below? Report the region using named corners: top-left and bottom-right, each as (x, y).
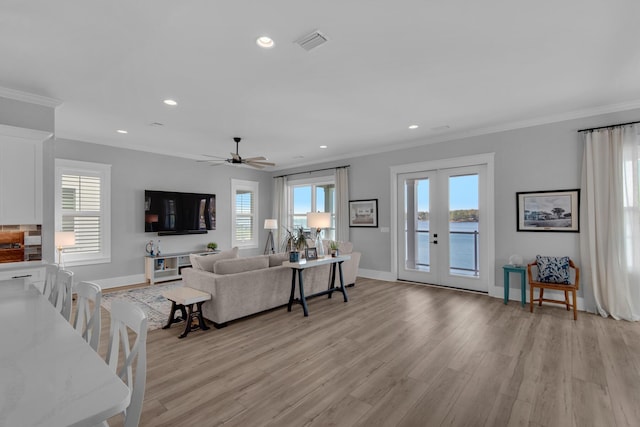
top-left (200, 137), bottom-right (275, 169)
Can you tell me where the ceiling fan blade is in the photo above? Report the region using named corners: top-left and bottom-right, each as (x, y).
top-left (201, 154), bottom-right (227, 159)
top-left (246, 160), bottom-right (275, 167)
top-left (243, 156), bottom-right (267, 162)
top-left (245, 162), bottom-right (266, 169)
top-left (230, 152), bottom-right (240, 160)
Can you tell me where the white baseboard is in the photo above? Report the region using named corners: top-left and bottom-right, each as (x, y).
top-left (357, 268), bottom-right (396, 282)
top-left (357, 270), bottom-right (587, 312)
top-left (92, 274), bottom-right (146, 290)
top-left (491, 285), bottom-right (586, 311)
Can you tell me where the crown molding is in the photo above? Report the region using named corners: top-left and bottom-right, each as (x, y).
top-left (0, 86), bottom-right (62, 108)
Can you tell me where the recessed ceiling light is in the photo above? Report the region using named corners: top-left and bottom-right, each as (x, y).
top-left (320, 145), bottom-right (328, 149)
top-left (116, 129), bottom-right (128, 134)
top-left (408, 124), bottom-right (419, 129)
top-left (163, 99), bottom-right (177, 106)
top-left (256, 36), bottom-right (274, 48)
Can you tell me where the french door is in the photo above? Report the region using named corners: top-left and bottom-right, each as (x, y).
top-left (397, 164), bottom-right (489, 292)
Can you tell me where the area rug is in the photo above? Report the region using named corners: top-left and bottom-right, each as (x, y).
top-left (100, 281), bottom-right (183, 331)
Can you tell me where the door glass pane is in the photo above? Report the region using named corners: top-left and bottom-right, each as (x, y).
top-left (416, 179), bottom-right (430, 271)
top-left (404, 178), bottom-right (430, 271)
top-left (449, 174), bottom-right (479, 276)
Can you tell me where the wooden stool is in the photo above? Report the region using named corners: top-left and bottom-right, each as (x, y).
top-left (162, 287), bottom-right (211, 338)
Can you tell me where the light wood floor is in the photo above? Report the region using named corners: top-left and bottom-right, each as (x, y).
top-left (97, 278), bottom-right (640, 427)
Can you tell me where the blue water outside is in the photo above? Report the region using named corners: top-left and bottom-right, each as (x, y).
top-left (416, 221), bottom-right (479, 273)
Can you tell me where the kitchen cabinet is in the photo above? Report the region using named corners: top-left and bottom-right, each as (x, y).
top-left (0, 126), bottom-right (49, 225)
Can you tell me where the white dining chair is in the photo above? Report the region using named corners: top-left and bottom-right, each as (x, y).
top-left (49, 269), bottom-right (74, 321)
top-left (41, 263), bottom-right (59, 299)
top-left (104, 300), bottom-right (147, 427)
top-left (72, 281), bottom-right (102, 352)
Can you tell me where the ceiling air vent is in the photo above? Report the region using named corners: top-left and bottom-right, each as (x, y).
top-left (295, 30), bottom-right (328, 51)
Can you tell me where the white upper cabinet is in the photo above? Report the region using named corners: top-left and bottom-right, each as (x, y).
top-left (0, 126), bottom-right (51, 225)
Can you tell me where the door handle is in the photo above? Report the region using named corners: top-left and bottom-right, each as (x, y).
top-left (431, 233), bottom-right (438, 244)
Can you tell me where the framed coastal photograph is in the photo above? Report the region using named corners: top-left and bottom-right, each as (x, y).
top-left (305, 247), bottom-right (318, 261)
top-left (349, 199), bottom-right (378, 227)
top-left (517, 189), bottom-right (580, 232)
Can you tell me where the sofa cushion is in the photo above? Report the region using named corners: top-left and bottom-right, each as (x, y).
top-left (190, 247), bottom-right (239, 272)
top-left (269, 253), bottom-right (289, 267)
top-left (536, 255), bottom-right (570, 284)
top-left (214, 255), bottom-right (269, 275)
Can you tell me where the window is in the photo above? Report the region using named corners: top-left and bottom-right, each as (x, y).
top-left (288, 177), bottom-right (335, 240)
top-left (231, 179), bottom-right (259, 248)
top-left (55, 159), bottom-right (111, 266)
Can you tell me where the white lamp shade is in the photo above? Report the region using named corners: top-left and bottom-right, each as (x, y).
top-left (264, 219), bottom-right (278, 230)
top-left (55, 231), bottom-right (76, 248)
top-left (307, 212), bottom-right (331, 229)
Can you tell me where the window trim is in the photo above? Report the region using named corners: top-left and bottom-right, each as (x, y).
top-left (231, 179), bottom-right (259, 249)
top-left (55, 159), bottom-right (111, 266)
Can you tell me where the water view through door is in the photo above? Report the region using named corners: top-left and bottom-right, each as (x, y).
top-left (398, 164), bottom-right (488, 292)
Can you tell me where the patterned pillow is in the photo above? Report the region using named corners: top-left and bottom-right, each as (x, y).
top-left (536, 255), bottom-right (570, 284)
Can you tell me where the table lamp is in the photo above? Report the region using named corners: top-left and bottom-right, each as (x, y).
top-left (307, 212), bottom-right (330, 257)
top-left (264, 219), bottom-right (277, 254)
top-left (55, 231), bottom-right (76, 269)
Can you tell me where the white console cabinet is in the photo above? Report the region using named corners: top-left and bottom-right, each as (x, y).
top-left (144, 251), bottom-right (210, 284)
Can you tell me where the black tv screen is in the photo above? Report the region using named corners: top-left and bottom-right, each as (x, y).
top-left (145, 190), bottom-right (216, 235)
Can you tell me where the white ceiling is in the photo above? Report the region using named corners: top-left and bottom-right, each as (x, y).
top-left (2, 1), bottom-right (640, 170)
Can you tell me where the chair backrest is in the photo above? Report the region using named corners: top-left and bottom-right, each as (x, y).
top-left (41, 263), bottom-right (59, 299)
top-left (528, 257), bottom-right (580, 289)
top-left (72, 281), bottom-right (102, 352)
top-left (49, 269), bottom-right (74, 321)
top-left (106, 301), bottom-right (147, 427)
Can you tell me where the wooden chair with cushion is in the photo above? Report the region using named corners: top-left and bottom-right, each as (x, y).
top-left (103, 300), bottom-right (147, 427)
top-left (527, 255), bottom-right (580, 320)
top-left (72, 281), bottom-right (102, 352)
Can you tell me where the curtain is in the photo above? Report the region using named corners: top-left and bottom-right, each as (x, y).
top-left (580, 124), bottom-right (640, 320)
top-left (335, 167), bottom-right (350, 242)
top-left (273, 176), bottom-right (288, 252)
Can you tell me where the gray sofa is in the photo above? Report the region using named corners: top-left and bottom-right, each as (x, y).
top-left (181, 243), bottom-right (361, 328)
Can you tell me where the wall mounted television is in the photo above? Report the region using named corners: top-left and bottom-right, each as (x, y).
top-left (144, 190), bottom-right (216, 235)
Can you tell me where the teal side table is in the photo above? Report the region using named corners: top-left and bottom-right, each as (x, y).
top-left (503, 265), bottom-right (527, 306)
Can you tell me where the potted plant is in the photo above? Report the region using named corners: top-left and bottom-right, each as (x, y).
top-left (329, 240), bottom-right (340, 257)
top-left (284, 227), bottom-right (307, 262)
top-left (207, 242), bottom-right (218, 252)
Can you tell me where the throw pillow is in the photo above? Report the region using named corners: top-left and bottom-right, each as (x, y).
top-left (214, 255), bottom-right (269, 275)
top-left (190, 247), bottom-right (239, 272)
top-left (536, 255), bottom-right (570, 284)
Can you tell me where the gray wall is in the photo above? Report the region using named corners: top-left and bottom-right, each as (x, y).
top-left (47, 106), bottom-right (640, 308)
top-left (53, 139), bottom-right (272, 286)
top-left (273, 107), bottom-right (640, 311)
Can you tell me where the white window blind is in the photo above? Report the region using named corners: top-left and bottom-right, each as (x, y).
top-left (235, 190), bottom-right (254, 242)
top-left (55, 159), bottom-right (111, 266)
top-left (231, 179), bottom-right (259, 248)
top-left (61, 174), bottom-right (101, 254)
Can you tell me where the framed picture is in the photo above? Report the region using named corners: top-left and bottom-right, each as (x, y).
top-left (517, 189), bottom-right (580, 232)
top-left (349, 199), bottom-right (379, 227)
top-left (305, 247), bottom-right (318, 261)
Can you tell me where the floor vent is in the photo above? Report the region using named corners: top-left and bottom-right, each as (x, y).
top-left (296, 30), bottom-right (328, 51)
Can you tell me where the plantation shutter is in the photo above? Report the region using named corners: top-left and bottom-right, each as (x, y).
top-left (235, 189), bottom-right (254, 242)
top-left (61, 174), bottom-right (101, 254)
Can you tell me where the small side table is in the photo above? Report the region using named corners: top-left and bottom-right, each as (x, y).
top-left (162, 287), bottom-right (211, 338)
top-left (503, 265), bottom-right (527, 307)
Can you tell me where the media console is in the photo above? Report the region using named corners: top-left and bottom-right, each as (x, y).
top-left (144, 251), bottom-right (214, 284)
